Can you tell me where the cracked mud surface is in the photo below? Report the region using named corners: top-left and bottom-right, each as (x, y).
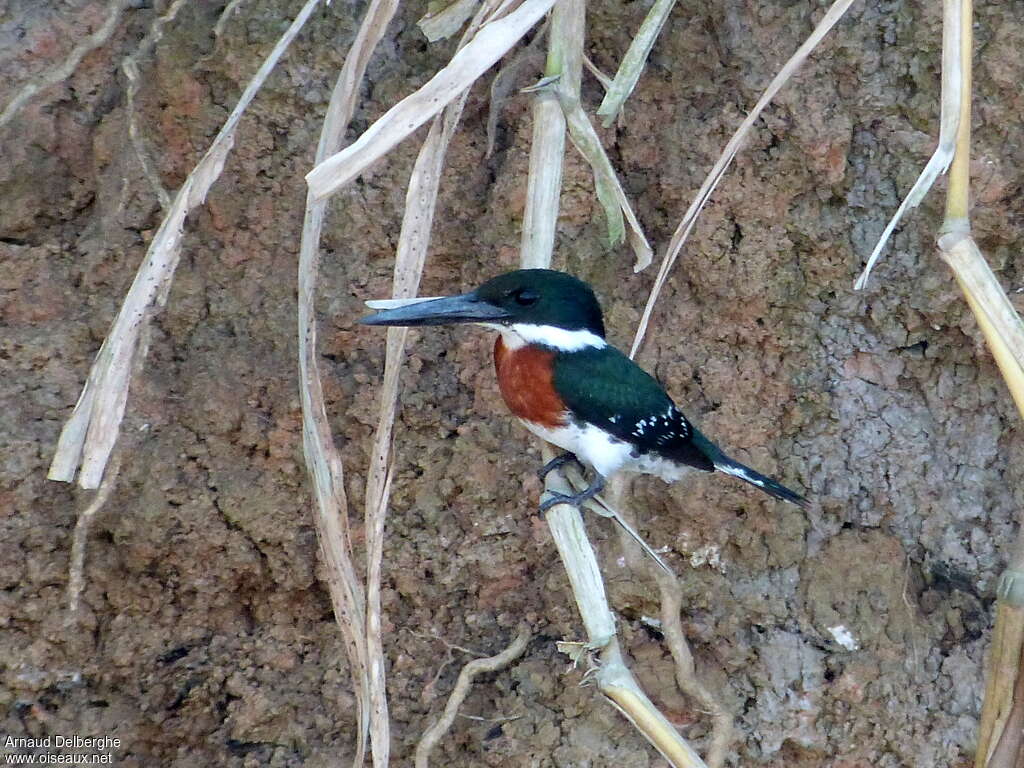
top-left (2, 0), bottom-right (1023, 765)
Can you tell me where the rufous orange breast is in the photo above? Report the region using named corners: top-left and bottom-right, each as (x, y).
top-left (494, 337), bottom-right (568, 429)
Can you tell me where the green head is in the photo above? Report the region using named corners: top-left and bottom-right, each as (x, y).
top-left (360, 269), bottom-right (606, 340)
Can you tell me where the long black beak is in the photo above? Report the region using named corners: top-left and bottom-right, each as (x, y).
top-left (359, 291), bottom-right (512, 327)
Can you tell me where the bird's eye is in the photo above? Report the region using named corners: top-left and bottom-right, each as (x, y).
top-left (511, 288), bottom-right (539, 306)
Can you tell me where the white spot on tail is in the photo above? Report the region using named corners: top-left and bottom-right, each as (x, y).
top-left (716, 461), bottom-right (766, 488)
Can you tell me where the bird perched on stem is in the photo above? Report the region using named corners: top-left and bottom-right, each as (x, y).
top-left (360, 269), bottom-right (808, 512)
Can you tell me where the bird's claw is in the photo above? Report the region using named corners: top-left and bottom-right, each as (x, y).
top-left (537, 452), bottom-right (583, 483)
top-left (538, 480), bottom-right (604, 515)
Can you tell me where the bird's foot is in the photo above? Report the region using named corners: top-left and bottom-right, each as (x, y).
top-left (538, 475), bottom-right (605, 514)
top-left (537, 452), bottom-right (583, 483)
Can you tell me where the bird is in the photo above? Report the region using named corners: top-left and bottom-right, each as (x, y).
top-left (360, 268), bottom-right (808, 513)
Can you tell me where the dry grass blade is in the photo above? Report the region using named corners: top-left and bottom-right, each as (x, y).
top-left (364, 459), bottom-right (395, 765)
top-left (305, 0), bottom-right (557, 202)
top-left (0, 0), bottom-right (129, 130)
top-left (361, 5), bottom-right (507, 761)
top-left (595, 0), bottom-right (677, 127)
top-left (561, 103), bottom-right (652, 271)
top-left (414, 626), bottom-right (531, 768)
top-left (853, 0), bottom-right (962, 290)
top-left (362, 111), bottom-right (463, 767)
top-left (629, 0), bottom-right (856, 358)
top-left (418, 0), bottom-right (481, 42)
top-left (48, 0), bottom-right (323, 489)
top-left (583, 54), bottom-right (613, 91)
top-left (297, 0), bottom-right (401, 764)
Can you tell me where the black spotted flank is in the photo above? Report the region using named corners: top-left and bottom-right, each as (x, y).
top-left (550, 343), bottom-right (809, 508)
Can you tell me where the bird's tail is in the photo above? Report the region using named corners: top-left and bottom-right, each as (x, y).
top-left (712, 454), bottom-right (809, 509)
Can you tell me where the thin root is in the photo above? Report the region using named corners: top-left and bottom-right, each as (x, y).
top-left (414, 625), bottom-right (531, 768)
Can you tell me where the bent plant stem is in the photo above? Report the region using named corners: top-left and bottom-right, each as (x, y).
top-left (543, 449), bottom-right (707, 768)
top-left (0, 0), bottom-right (129, 129)
top-left (932, 1), bottom-right (1024, 765)
top-left (66, 451), bottom-right (123, 617)
top-left (595, 0), bottom-right (677, 126)
top-left (656, 570), bottom-right (733, 766)
top-left (49, 0), bottom-right (324, 490)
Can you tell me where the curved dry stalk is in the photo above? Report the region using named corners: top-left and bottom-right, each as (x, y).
top-left (854, 0), bottom-right (963, 289)
top-left (297, 1), bottom-right (402, 764)
top-left (49, 0), bottom-right (324, 490)
top-left (655, 571), bottom-right (733, 766)
top-left (305, 0), bottom-right (558, 202)
top-left (213, 0), bottom-right (251, 39)
top-left (0, 0), bottom-right (129, 130)
top-left (414, 626), bottom-right (531, 768)
top-left (360, 6), bottom-right (513, 763)
top-left (629, 0), bottom-right (856, 358)
top-left (66, 452), bottom-right (122, 616)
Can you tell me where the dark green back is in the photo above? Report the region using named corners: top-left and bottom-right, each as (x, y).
top-left (551, 345), bottom-right (715, 472)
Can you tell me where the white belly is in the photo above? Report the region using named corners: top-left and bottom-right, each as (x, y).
top-left (519, 418), bottom-right (688, 482)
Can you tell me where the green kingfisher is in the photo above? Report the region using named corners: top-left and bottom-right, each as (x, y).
top-left (360, 269), bottom-right (808, 512)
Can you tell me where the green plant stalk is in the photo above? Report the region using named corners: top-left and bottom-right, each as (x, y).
top-left (595, 0), bottom-right (677, 126)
